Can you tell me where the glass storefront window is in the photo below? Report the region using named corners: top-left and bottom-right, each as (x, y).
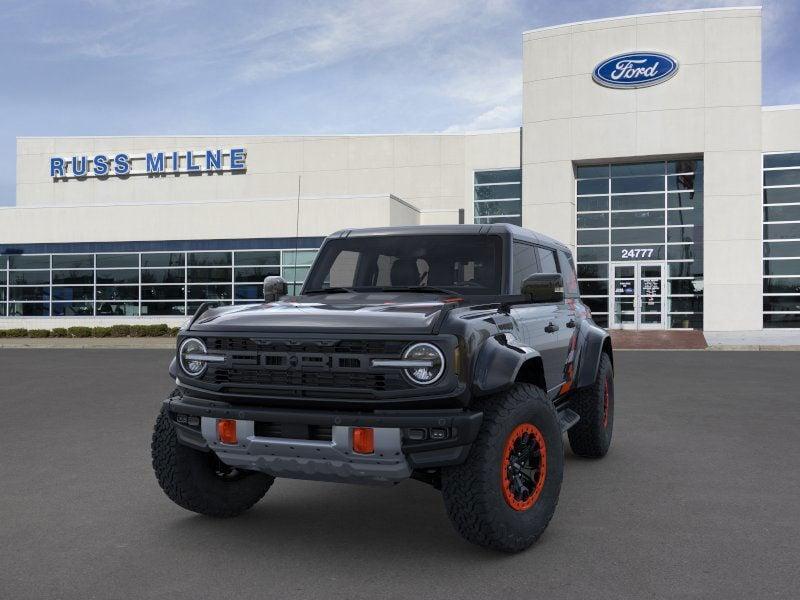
top-left (0, 247), bottom-right (320, 319)
top-left (188, 252), bottom-right (231, 266)
top-left (10, 271), bottom-right (50, 285)
top-left (234, 251), bottom-right (280, 266)
top-left (96, 269), bottom-right (138, 284)
top-left (474, 169), bottom-right (521, 226)
top-left (52, 254), bottom-right (93, 269)
top-left (9, 255), bottom-right (49, 269)
top-left (52, 286), bottom-right (93, 301)
top-left (141, 268), bottom-right (185, 284)
top-left (97, 254), bottom-right (138, 268)
top-left (187, 268), bottom-right (231, 283)
top-left (8, 303), bottom-right (49, 316)
top-left (234, 266), bottom-right (280, 282)
top-left (52, 302), bottom-right (94, 316)
top-left (141, 253), bottom-right (184, 268)
top-left (576, 159), bottom-right (704, 329)
top-left (763, 153), bottom-right (800, 328)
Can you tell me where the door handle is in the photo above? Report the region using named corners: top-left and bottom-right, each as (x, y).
top-left (566, 319), bottom-right (576, 328)
top-left (544, 322), bottom-right (559, 333)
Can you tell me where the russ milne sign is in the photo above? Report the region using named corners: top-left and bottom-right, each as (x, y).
top-left (592, 52), bottom-right (678, 89)
top-left (49, 148), bottom-right (246, 179)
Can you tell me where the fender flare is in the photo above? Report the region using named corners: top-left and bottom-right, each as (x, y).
top-left (574, 323), bottom-right (613, 389)
top-left (471, 334), bottom-right (544, 397)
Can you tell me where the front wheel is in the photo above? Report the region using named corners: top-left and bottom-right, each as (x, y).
top-left (441, 383), bottom-right (564, 552)
top-left (151, 410), bottom-right (274, 517)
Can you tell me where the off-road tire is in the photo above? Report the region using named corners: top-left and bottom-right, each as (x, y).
top-left (441, 383), bottom-right (564, 553)
top-left (568, 353), bottom-right (614, 458)
top-left (151, 409), bottom-right (274, 517)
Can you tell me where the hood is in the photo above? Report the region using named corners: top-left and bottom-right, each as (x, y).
top-left (188, 292), bottom-right (452, 335)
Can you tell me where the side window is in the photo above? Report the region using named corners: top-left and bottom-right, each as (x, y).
top-left (512, 242), bottom-right (538, 293)
top-left (536, 246), bottom-right (560, 274)
top-left (558, 250), bottom-right (579, 297)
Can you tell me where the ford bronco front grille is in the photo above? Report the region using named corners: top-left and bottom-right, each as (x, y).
top-left (196, 337), bottom-right (414, 396)
top-left (205, 337), bottom-right (406, 355)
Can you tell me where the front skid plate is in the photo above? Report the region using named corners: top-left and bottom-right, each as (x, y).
top-left (201, 417), bottom-right (412, 485)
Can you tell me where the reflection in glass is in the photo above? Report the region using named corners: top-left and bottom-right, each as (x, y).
top-left (52, 254), bottom-right (93, 269)
top-left (10, 271), bottom-right (50, 285)
top-left (52, 302), bottom-right (94, 316)
top-left (97, 254), bottom-right (138, 268)
top-left (96, 302), bottom-right (139, 316)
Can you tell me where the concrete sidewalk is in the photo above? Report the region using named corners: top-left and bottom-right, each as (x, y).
top-left (1, 330), bottom-right (798, 351)
top-left (0, 337), bottom-right (176, 349)
top-left (704, 330), bottom-right (800, 351)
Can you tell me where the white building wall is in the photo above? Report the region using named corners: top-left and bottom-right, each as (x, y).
top-left (0, 194), bottom-right (421, 244)
top-left (16, 131), bottom-right (520, 227)
top-left (763, 106), bottom-right (800, 151)
top-left (522, 6), bottom-right (763, 331)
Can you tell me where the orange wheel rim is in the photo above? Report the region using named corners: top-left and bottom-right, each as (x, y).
top-left (602, 378), bottom-right (610, 429)
top-left (501, 423), bottom-right (547, 511)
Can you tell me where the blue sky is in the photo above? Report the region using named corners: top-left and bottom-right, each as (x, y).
top-left (1, 0), bottom-right (798, 206)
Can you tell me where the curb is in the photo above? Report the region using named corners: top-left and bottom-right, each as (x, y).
top-left (0, 338), bottom-right (177, 349)
top-left (707, 344), bottom-right (800, 351)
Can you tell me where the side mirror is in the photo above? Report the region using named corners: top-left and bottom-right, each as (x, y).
top-left (521, 273), bottom-right (564, 303)
top-left (263, 276), bottom-right (288, 302)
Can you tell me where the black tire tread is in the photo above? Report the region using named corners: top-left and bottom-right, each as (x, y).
top-left (568, 353), bottom-right (613, 458)
top-left (441, 383), bottom-right (563, 552)
top-left (151, 409), bottom-right (273, 517)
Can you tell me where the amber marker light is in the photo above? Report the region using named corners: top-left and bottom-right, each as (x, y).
top-left (216, 419), bottom-right (238, 445)
top-left (352, 427), bottom-right (375, 454)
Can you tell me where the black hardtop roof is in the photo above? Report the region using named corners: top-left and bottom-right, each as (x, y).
top-left (327, 224), bottom-right (570, 253)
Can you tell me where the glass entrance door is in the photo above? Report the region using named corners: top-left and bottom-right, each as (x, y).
top-left (610, 262), bottom-right (666, 330)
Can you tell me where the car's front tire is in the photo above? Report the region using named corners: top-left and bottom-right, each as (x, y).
top-left (151, 409), bottom-right (274, 517)
top-left (441, 383), bottom-right (564, 552)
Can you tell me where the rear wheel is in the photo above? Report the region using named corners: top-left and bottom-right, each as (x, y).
top-left (441, 383), bottom-right (563, 552)
top-left (568, 353), bottom-right (614, 458)
top-left (151, 409), bottom-right (274, 517)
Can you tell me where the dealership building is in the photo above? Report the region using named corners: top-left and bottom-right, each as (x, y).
top-left (1, 5), bottom-right (799, 334)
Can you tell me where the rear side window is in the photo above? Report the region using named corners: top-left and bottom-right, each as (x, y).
top-left (512, 242), bottom-right (538, 293)
top-left (558, 250), bottom-right (579, 297)
top-left (536, 247), bottom-right (560, 274)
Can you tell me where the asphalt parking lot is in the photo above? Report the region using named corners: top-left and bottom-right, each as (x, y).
top-left (1, 350), bottom-right (798, 599)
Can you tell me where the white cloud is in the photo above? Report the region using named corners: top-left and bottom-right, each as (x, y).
top-left (234, 0), bottom-right (479, 82)
top-left (442, 103), bottom-right (521, 132)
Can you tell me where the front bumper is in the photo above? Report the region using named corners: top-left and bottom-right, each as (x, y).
top-left (164, 393), bottom-right (483, 485)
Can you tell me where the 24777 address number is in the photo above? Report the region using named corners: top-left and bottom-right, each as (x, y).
top-left (619, 248), bottom-right (655, 259)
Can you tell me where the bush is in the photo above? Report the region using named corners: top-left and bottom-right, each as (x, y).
top-left (3, 328), bottom-right (28, 337)
top-left (0, 323), bottom-right (178, 339)
top-left (109, 324), bottom-right (132, 337)
top-left (67, 326), bottom-right (93, 338)
top-left (144, 324), bottom-right (170, 337)
top-left (129, 325), bottom-right (148, 338)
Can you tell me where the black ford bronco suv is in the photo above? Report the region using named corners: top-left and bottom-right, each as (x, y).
top-left (152, 224), bottom-right (614, 552)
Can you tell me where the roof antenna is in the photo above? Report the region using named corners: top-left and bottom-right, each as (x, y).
top-left (292, 175), bottom-right (301, 295)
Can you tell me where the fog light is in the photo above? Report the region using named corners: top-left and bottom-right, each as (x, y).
top-left (217, 419), bottom-right (238, 445)
top-left (352, 427), bottom-right (374, 454)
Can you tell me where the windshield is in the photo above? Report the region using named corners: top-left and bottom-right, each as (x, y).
top-left (303, 234), bottom-right (503, 295)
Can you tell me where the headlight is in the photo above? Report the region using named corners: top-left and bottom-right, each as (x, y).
top-left (403, 343), bottom-right (445, 385)
top-left (179, 337), bottom-right (208, 377)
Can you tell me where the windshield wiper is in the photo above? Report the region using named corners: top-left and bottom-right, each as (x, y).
top-left (303, 287), bottom-right (357, 295)
top-left (378, 286), bottom-right (460, 296)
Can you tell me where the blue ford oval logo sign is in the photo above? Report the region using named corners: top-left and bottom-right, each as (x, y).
top-left (593, 52), bottom-right (679, 89)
